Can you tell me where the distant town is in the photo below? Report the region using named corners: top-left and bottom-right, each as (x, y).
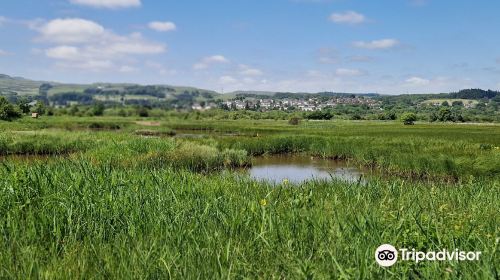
top-left (193, 96), bottom-right (381, 111)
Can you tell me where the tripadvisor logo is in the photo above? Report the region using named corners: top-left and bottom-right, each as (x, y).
top-left (375, 244), bottom-right (482, 267)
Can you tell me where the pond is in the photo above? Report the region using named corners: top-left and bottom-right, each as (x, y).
top-left (248, 155), bottom-right (366, 184)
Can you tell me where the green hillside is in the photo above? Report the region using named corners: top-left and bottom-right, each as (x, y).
top-left (0, 74), bottom-right (220, 106)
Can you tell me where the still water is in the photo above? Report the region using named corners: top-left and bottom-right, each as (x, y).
top-left (248, 155), bottom-right (366, 184)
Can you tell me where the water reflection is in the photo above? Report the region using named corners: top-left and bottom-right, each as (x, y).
top-left (249, 155), bottom-right (365, 184)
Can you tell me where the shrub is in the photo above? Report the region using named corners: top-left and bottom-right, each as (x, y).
top-left (0, 96), bottom-right (22, 121)
top-left (401, 112), bottom-right (417, 125)
top-left (288, 117), bottom-right (301, 125)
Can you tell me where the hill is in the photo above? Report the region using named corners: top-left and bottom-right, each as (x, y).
top-left (0, 74), bottom-right (219, 107)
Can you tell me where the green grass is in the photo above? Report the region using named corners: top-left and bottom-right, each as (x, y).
top-left (0, 116), bottom-right (499, 278)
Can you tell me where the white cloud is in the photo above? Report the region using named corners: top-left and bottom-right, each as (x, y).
top-left (45, 45), bottom-right (80, 60)
top-left (205, 55), bottom-right (229, 63)
top-left (329, 11), bottom-right (366, 24)
top-left (0, 16), bottom-right (6, 27)
top-left (149, 21), bottom-right (176, 32)
top-left (0, 49), bottom-right (10, 56)
top-left (335, 68), bottom-right (363, 76)
top-left (496, 58), bottom-right (500, 64)
top-left (219, 75), bottom-right (238, 84)
top-left (353, 39), bottom-right (400, 50)
top-left (405, 76), bottom-right (430, 86)
top-left (37, 18), bottom-right (165, 72)
top-left (70, 0), bottom-right (141, 9)
top-left (37, 18), bottom-right (105, 44)
top-left (56, 59), bottom-right (114, 71)
top-left (239, 64), bottom-right (263, 76)
top-left (193, 55), bottom-right (229, 70)
top-left (119, 65), bottom-right (138, 72)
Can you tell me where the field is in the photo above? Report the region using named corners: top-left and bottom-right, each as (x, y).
top-left (0, 116), bottom-right (499, 279)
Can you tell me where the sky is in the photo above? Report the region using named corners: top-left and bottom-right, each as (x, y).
top-left (0, 0), bottom-right (499, 94)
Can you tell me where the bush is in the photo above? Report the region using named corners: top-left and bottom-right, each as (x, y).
top-left (0, 96), bottom-right (22, 121)
top-left (400, 112), bottom-right (417, 125)
top-left (288, 117), bottom-right (301, 125)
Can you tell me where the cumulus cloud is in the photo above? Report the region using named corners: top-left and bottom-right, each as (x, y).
top-left (45, 45), bottom-right (80, 60)
top-left (36, 18), bottom-right (165, 71)
top-left (239, 64), bottom-right (263, 76)
top-left (69, 0), bottom-right (141, 9)
top-left (193, 55), bottom-right (229, 70)
top-left (405, 76), bottom-right (430, 86)
top-left (149, 21), bottom-right (176, 32)
top-left (335, 68), bottom-right (363, 77)
top-left (353, 39), bottom-right (400, 50)
top-left (329, 11), bottom-right (366, 24)
top-left (37, 18), bottom-right (105, 44)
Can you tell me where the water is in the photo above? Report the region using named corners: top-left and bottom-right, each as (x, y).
top-left (248, 155), bottom-right (365, 184)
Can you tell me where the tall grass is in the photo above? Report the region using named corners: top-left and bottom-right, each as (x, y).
top-left (0, 116), bottom-right (498, 278)
top-left (0, 161), bottom-right (498, 279)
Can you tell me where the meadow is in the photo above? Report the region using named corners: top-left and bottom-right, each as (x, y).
top-left (0, 116), bottom-right (499, 279)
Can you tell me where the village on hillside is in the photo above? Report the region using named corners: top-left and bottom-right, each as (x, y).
top-left (193, 96), bottom-right (381, 111)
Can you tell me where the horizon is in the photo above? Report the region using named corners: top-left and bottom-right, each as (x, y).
top-left (4, 72), bottom-right (499, 96)
top-left (1, 0), bottom-right (500, 94)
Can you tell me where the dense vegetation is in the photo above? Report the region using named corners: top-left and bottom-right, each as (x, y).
top-left (0, 116), bottom-right (498, 278)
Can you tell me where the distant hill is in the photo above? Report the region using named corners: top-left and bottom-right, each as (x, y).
top-left (0, 74), bottom-right (48, 96)
top-left (224, 91), bottom-right (379, 100)
top-left (0, 74), bottom-right (219, 107)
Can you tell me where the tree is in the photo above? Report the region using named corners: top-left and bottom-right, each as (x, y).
top-left (0, 96), bottom-right (22, 121)
top-left (92, 102), bottom-right (105, 116)
top-left (401, 112), bottom-right (417, 125)
top-left (33, 101), bottom-right (46, 115)
top-left (438, 107), bottom-right (453, 122)
top-left (441, 101), bottom-right (449, 107)
top-left (452, 100), bottom-right (464, 107)
top-left (17, 97), bottom-right (31, 114)
top-left (136, 107), bottom-right (149, 117)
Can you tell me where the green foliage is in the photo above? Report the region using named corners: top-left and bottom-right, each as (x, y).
top-left (305, 110), bottom-right (333, 120)
top-left (288, 117), bottom-right (301, 125)
top-left (16, 97), bottom-right (31, 114)
top-left (400, 112), bottom-right (417, 125)
top-left (0, 96), bottom-right (22, 121)
top-left (33, 101), bottom-right (46, 115)
top-left (91, 102), bottom-right (105, 116)
top-left (136, 107), bottom-right (149, 117)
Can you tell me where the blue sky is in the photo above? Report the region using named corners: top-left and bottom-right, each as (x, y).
top-left (0, 0), bottom-right (499, 94)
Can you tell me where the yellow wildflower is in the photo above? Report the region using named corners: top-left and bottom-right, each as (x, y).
top-left (259, 199), bottom-right (268, 206)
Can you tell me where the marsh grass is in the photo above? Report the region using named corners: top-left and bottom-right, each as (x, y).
top-left (0, 116), bottom-right (499, 278)
top-left (0, 161), bottom-right (498, 279)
